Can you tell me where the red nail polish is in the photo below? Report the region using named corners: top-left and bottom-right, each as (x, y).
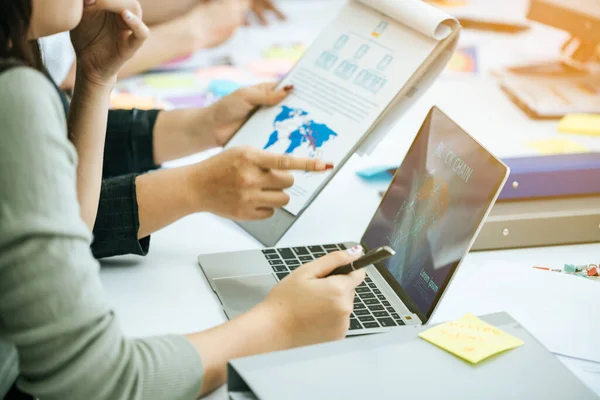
top-left (325, 163), bottom-right (334, 170)
top-left (283, 84), bottom-right (294, 92)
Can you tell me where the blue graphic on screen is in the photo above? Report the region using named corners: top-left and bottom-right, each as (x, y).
top-left (264, 106), bottom-right (338, 156)
top-left (362, 109), bottom-right (505, 318)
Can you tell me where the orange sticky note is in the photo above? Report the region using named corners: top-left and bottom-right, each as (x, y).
top-left (419, 313), bottom-right (524, 364)
top-left (110, 93), bottom-right (163, 110)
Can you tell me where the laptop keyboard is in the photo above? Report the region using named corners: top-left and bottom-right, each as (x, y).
top-left (262, 245), bottom-right (406, 331)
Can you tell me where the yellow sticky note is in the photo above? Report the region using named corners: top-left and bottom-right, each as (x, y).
top-left (143, 73), bottom-right (198, 89)
top-left (558, 114), bottom-right (600, 136)
top-left (264, 44), bottom-right (305, 61)
top-left (419, 313), bottom-right (524, 364)
top-left (526, 138), bottom-right (589, 155)
top-left (110, 93), bottom-right (163, 110)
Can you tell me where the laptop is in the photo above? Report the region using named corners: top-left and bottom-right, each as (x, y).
top-left (198, 107), bottom-right (509, 334)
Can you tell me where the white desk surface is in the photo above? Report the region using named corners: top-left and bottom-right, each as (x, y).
top-left (100, 1), bottom-right (600, 397)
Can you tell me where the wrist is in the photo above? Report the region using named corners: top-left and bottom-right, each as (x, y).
top-left (249, 301), bottom-right (294, 351)
top-left (180, 107), bottom-right (220, 150)
top-left (180, 164), bottom-right (209, 215)
top-left (203, 104), bottom-right (226, 147)
top-left (75, 65), bottom-right (117, 94)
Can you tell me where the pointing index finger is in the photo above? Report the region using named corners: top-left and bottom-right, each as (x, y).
top-left (257, 153), bottom-right (333, 172)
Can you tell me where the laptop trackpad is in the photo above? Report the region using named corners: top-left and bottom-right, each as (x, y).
top-left (213, 274), bottom-right (278, 319)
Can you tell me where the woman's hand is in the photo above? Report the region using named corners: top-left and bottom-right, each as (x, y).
top-left (184, 246), bottom-right (364, 395)
top-left (204, 83), bottom-right (294, 148)
top-left (186, 147), bottom-right (332, 220)
top-left (70, 0), bottom-right (150, 87)
top-left (249, 0), bottom-right (286, 25)
top-left (262, 247), bottom-right (366, 347)
top-left (151, 83), bottom-right (292, 165)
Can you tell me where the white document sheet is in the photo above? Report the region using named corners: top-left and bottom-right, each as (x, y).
top-left (432, 261), bottom-right (600, 363)
top-left (226, 0), bottom-right (440, 215)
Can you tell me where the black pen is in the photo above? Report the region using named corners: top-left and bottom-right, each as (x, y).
top-left (328, 246), bottom-right (395, 276)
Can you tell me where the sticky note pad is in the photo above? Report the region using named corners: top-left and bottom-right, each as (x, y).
top-left (110, 93), bottom-right (163, 110)
top-left (159, 53), bottom-right (193, 69)
top-left (195, 66), bottom-right (248, 83)
top-left (209, 80), bottom-right (243, 97)
top-left (247, 59), bottom-right (296, 78)
top-left (526, 138), bottom-right (589, 155)
top-left (558, 114), bottom-right (600, 136)
top-left (264, 43), bottom-right (305, 61)
top-left (419, 313), bottom-right (524, 364)
top-left (356, 165), bottom-right (399, 180)
top-left (164, 93), bottom-right (210, 109)
top-left (144, 73), bottom-right (198, 89)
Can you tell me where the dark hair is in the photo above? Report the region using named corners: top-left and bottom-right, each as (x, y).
top-left (0, 0), bottom-right (43, 69)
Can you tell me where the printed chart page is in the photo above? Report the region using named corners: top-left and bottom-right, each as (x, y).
top-left (227, 1), bottom-right (437, 215)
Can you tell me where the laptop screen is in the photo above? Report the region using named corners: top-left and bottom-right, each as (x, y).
top-left (361, 107), bottom-right (507, 321)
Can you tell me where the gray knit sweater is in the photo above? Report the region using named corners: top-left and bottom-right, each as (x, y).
top-left (0, 67), bottom-right (203, 399)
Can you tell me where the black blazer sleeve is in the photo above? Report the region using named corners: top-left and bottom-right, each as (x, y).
top-left (91, 173), bottom-right (150, 258)
top-left (91, 109), bottom-right (161, 258)
top-left (103, 109), bottom-right (161, 178)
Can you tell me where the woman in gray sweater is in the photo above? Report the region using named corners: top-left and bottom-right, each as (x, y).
top-left (0, 0), bottom-right (365, 399)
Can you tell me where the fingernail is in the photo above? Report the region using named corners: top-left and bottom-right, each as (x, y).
top-left (315, 161), bottom-right (326, 170)
top-left (325, 163), bottom-right (334, 170)
top-left (283, 84), bottom-right (294, 92)
top-left (125, 10), bottom-right (133, 20)
top-left (347, 245), bottom-right (363, 256)
top-left (84, 0), bottom-right (96, 5)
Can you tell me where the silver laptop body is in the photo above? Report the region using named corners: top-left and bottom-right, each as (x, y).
top-left (198, 107), bottom-right (509, 335)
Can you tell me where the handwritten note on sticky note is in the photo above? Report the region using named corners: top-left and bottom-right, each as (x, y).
top-left (558, 114), bottom-right (600, 136)
top-left (419, 313), bottom-right (524, 364)
top-left (526, 138), bottom-right (589, 155)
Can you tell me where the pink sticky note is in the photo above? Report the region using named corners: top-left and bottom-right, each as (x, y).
top-left (195, 66), bottom-right (249, 83)
top-left (247, 59), bottom-right (297, 78)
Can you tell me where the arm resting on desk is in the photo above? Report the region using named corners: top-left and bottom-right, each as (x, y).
top-left (94, 107), bottom-right (221, 257)
top-left (104, 107), bottom-right (223, 173)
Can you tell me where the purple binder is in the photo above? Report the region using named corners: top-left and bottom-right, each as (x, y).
top-left (499, 153), bottom-right (600, 200)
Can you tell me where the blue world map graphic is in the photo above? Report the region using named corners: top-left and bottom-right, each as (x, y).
top-left (263, 106), bottom-right (337, 156)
